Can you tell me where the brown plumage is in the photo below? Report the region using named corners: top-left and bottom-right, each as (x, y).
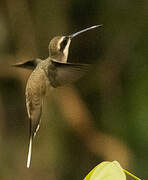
top-left (13, 25), bottom-right (102, 168)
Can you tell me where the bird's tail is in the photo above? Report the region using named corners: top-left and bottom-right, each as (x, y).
top-left (27, 135), bottom-right (33, 168)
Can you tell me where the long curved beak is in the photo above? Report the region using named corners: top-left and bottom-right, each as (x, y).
top-left (69, 24), bottom-right (102, 39)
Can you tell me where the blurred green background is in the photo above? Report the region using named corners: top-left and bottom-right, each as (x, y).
top-left (0, 0), bottom-right (148, 179)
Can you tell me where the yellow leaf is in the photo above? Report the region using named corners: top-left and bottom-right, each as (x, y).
top-left (84, 161), bottom-right (126, 180)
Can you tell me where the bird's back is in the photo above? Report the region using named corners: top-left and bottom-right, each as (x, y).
top-left (26, 62), bottom-right (48, 136)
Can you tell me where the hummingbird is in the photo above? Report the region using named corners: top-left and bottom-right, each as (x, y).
top-left (13, 25), bottom-right (102, 168)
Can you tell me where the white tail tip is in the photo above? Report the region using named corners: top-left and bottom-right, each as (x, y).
top-left (27, 136), bottom-right (33, 168)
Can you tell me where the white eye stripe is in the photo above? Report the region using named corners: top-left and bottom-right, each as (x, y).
top-left (57, 36), bottom-right (65, 50)
top-left (63, 39), bottom-right (71, 58)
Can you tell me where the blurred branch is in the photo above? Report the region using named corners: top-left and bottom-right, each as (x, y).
top-left (54, 87), bottom-right (131, 168)
top-left (5, 0), bottom-right (37, 59)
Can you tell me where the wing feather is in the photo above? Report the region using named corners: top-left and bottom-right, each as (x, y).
top-left (48, 60), bottom-right (90, 88)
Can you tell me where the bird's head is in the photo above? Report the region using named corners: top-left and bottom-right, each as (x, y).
top-left (48, 25), bottom-right (102, 62)
top-left (48, 36), bottom-right (71, 62)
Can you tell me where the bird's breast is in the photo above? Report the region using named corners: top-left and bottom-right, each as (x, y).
top-left (26, 68), bottom-right (48, 98)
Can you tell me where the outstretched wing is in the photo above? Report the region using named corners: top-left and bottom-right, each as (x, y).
top-left (12, 58), bottom-right (42, 70)
top-left (48, 60), bottom-right (90, 88)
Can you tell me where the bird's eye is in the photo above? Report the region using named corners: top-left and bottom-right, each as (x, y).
top-left (60, 39), bottom-right (68, 51)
